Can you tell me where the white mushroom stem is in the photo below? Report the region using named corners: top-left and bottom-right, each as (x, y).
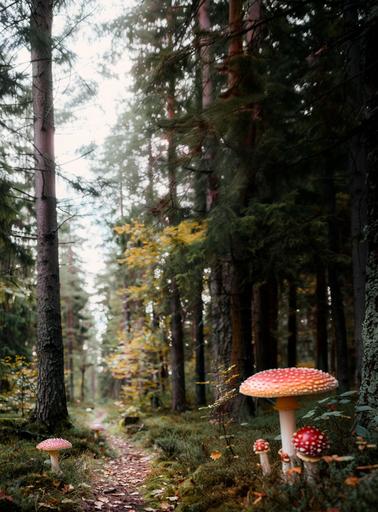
top-left (275, 396), bottom-right (299, 471)
top-left (297, 453), bottom-right (320, 483)
top-left (258, 452), bottom-right (271, 475)
top-left (278, 409), bottom-right (296, 458)
top-left (47, 451), bottom-right (61, 474)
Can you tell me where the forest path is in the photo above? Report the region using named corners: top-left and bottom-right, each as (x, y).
top-left (81, 431), bottom-right (154, 512)
top-left (83, 434), bottom-right (155, 512)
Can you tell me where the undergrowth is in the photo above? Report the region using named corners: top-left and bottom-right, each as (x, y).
top-left (128, 394), bottom-right (378, 512)
top-left (0, 408), bottom-right (108, 511)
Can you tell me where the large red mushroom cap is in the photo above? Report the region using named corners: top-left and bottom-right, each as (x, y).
top-left (253, 439), bottom-right (270, 454)
top-left (240, 368), bottom-right (338, 398)
top-left (36, 438), bottom-right (72, 452)
top-left (292, 426), bottom-right (329, 458)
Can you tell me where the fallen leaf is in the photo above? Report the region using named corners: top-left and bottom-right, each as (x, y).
top-left (62, 484), bottom-right (74, 494)
top-left (287, 466), bottom-right (302, 475)
top-left (78, 483), bottom-right (91, 489)
top-left (251, 492), bottom-right (266, 506)
top-left (344, 476), bottom-right (359, 487)
top-left (210, 450), bottom-right (222, 460)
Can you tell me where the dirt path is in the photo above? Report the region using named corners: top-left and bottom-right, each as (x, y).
top-left (82, 433), bottom-right (154, 512)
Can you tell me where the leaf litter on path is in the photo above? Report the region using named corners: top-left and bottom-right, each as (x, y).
top-left (82, 434), bottom-right (173, 512)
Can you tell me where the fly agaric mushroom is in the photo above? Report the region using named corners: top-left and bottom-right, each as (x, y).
top-left (240, 368), bottom-right (337, 471)
top-left (36, 438), bottom-right (72, 474)
top-left (91, 423), bottom-right (105, 440)
top-left (253, 439), bottom-right (271, 475)
top-left (278, 448), bottom-right (291, 474)
top-left (293, 426), bottom-right (329, 481)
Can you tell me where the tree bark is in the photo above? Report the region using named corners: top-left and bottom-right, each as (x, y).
top-left (228, 0), bottom-right (243, 93)
top-left (31, 0), bottom-right (68, 429)
top-left (170, 280), bottom-right (186, 411)
top-left (287, 281), bottom-right (297, 367)
top-left (316, 266), bottom-right (329, 371)
top-left (230, 263), bottom-right (254, 416)
top-left (344, 0), bottom-right (368, 386)
top-left (254, 278), bottom-right (278, 371)
top-left (357, 7), bottom-right (378, 430)
top-left (210, 263), bottom-right (232, 371)
top-left (193, 282), bottom-right (206, 406)
top-left (325, 170), bottom-right (349, 391)
top-left (167, 3), bottom-right (186, 411)
top-left (66, 245), bottom-right (74, 402)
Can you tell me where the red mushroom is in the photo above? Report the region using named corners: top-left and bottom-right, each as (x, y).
top-left (36, 438), bottom-right (72, 474)
top-left (240, 368), bottom-right (337, 472)
top-left (253, 439), bottom-right (271, 475)
top-left (278, 448), bottom-right (291, 474)
top-left (292, 426), bottom-right (329, 481)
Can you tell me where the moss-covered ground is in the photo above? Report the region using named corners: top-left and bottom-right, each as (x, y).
top-left (127, 394), bottom-right (378, 512)
top-left (0, 408), bottom-right (107, 511)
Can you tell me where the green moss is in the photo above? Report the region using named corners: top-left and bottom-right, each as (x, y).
top-left (126, 399), bottom-right (378, 512)
top-left (0, 411), bottom-right (106, 511)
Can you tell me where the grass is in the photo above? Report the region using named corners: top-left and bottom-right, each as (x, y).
top-left (0, 408), bottom-right (108, 511)
top-left (126, 394), bottom-right (378, 512)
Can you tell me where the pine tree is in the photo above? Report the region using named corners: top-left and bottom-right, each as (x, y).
top-left (30, 0), bottom-right (68, 429)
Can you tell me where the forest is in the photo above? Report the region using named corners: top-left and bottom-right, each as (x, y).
top-left (0, 0), bottom-right (378, 511)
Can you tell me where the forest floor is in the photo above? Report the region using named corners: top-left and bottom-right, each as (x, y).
top-left (1, 396), bottom-right (378, 511)
top-left (79, 406), bottom-right (175, 512)
top-left (81, 433), bottom-right (154, 512)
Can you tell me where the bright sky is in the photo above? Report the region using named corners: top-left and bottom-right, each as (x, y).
top-left (53, 0), bottom-right (136, 334)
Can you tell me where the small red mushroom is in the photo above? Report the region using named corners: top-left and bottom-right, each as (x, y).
top-left (91, 423), bottom-right (105, 440)
top-left (292, 426), bottom-right (329, 481)
top-left (36, 438), bottom-right (72, 474)
top-left (253, 439), bottom-right (271, 475)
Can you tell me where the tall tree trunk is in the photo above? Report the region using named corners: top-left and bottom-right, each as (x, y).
top-left (254, 278), bottom-right (278, 371)
top-left (287, 281), bottom-right (297, 367)
top-left (31, 0), bottom-right (68, 429)
top-left (167, 4), bottom-right (186, 411)
top-left (193, 283), bottom-right (206, 406)
top-left (357, 7), bottom-right (378, 429)
top-left (325, 170), bottom-right (349, 391)
top-left (210, 263), bottom-right (232, 371)
top-left (66, 246), bottom-right (74, 402)
top-left (170, 280), bottom-right (186, 411)
top-left (230, 264), bottom-right (254, 416)
top-left (344, 0), bottom-right (368, 386)
top-left (228, 0), bottom-right (243, 93)
top-left (316, 266), bottom-right (329, 371)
